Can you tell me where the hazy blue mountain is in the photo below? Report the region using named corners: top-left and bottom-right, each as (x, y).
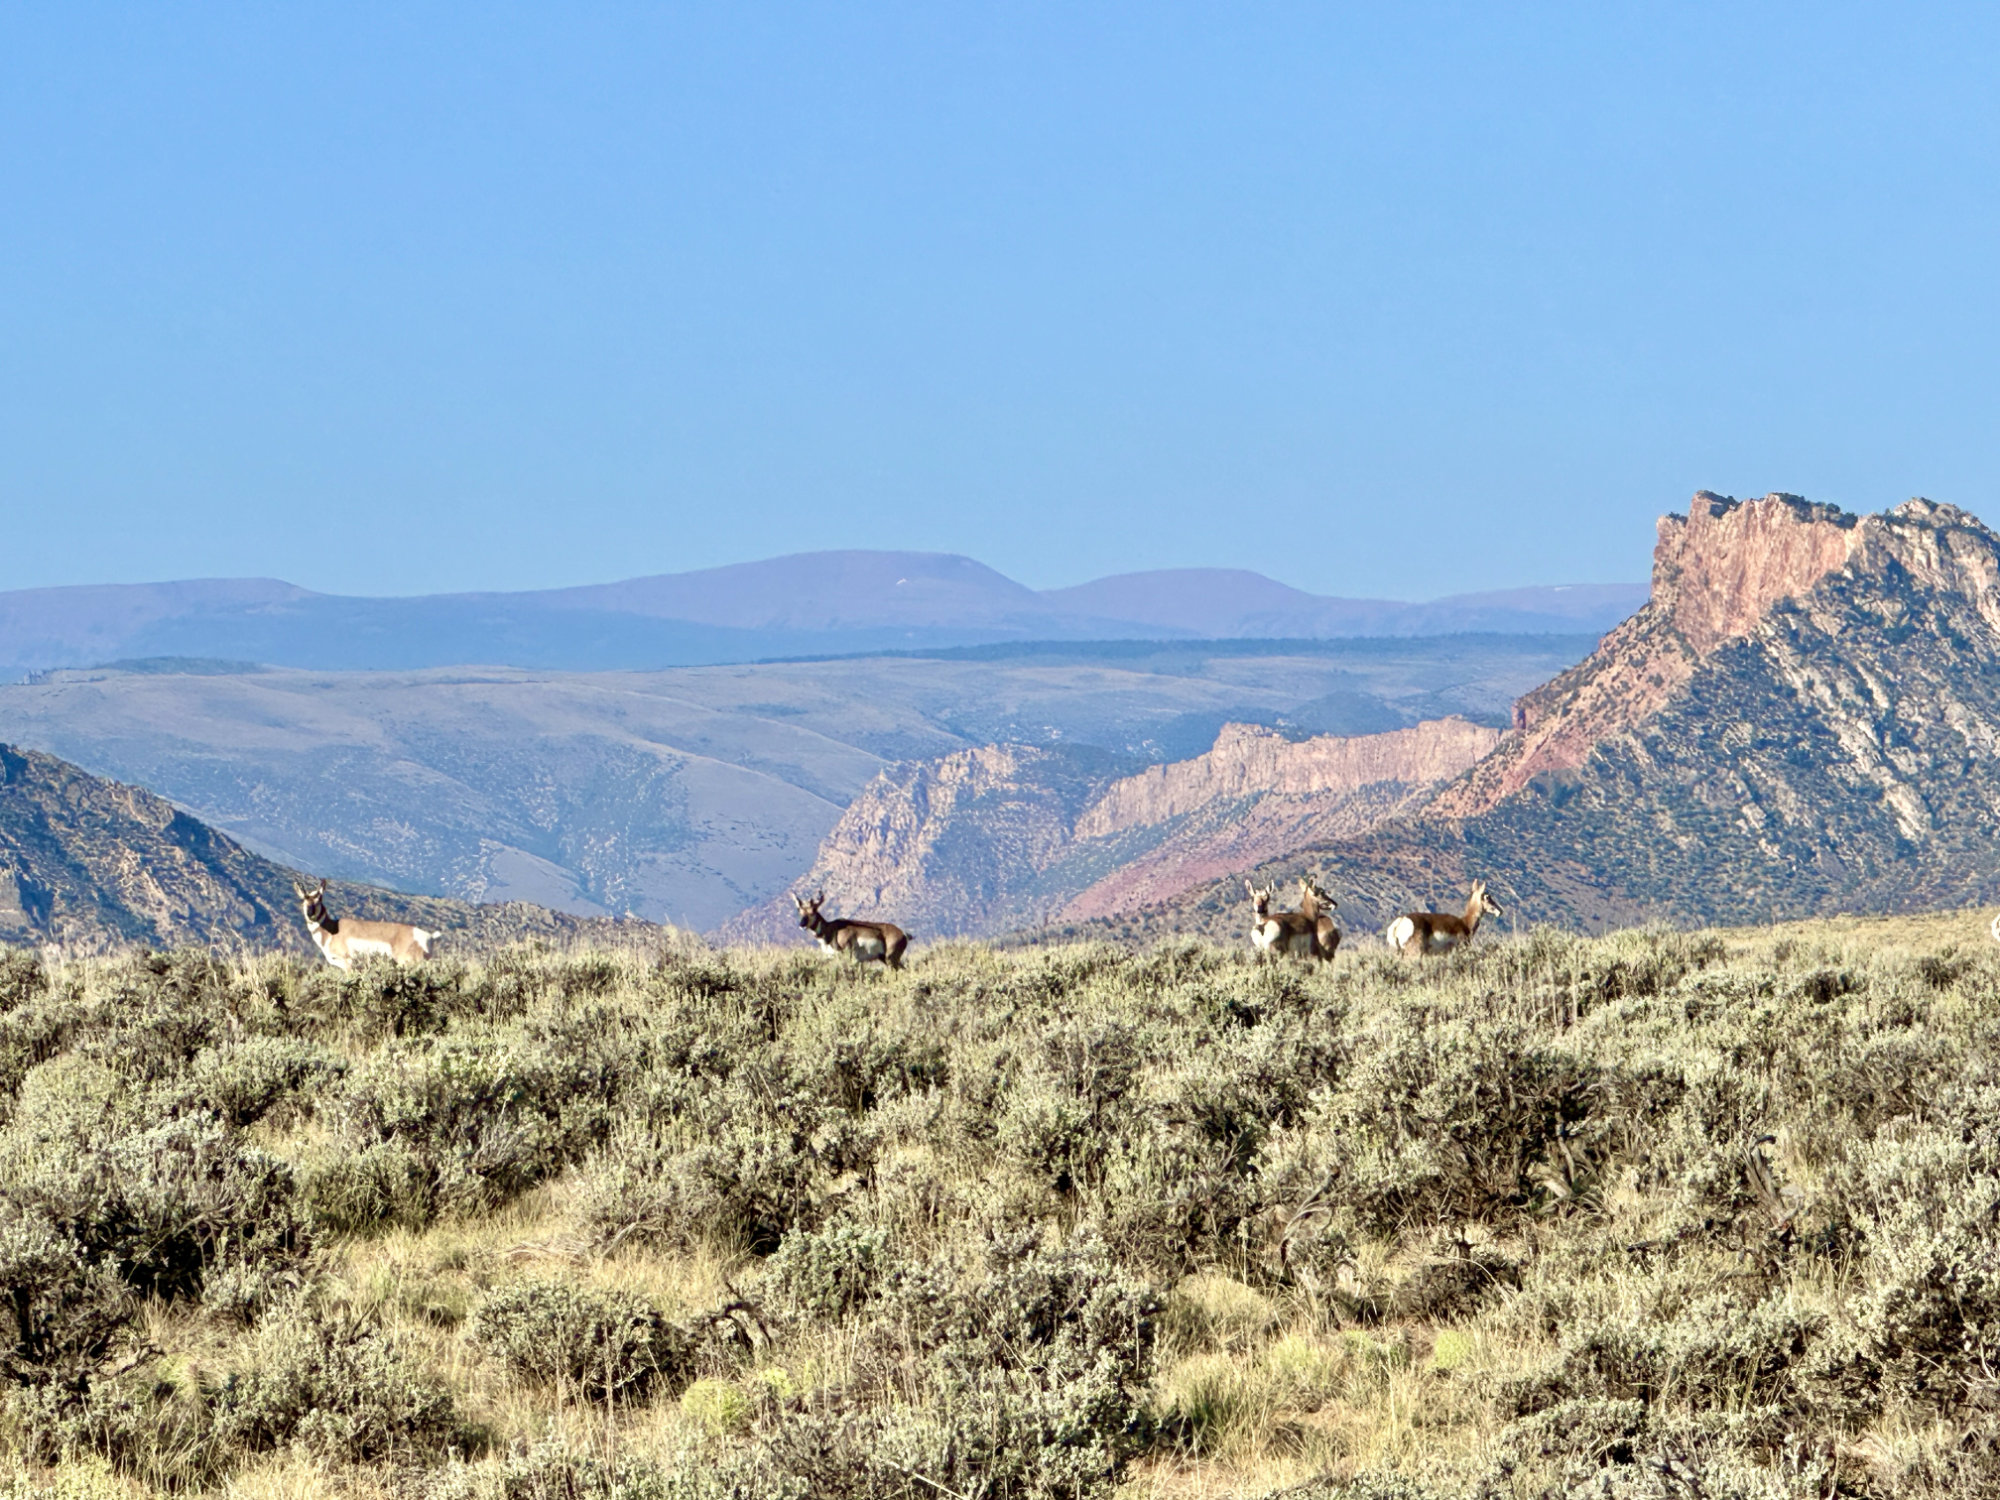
top-left (0, 553), bottom-right (1645, 676)
top-left (1044, 571), bottom-right (1649, 639)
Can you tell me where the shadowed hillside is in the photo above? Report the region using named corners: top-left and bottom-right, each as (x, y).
top-left (0, 742), bottom-right (661, 954)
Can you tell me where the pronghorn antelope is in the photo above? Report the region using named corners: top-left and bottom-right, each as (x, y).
top-left (293, 879), bottom-right (436, 970)
top-left (793, 891), bottom-right (911, 970)
top-left (1385, 880), bottom-right (1503, 958)
top-left (1296, 874), bottom-right (1341, 962)
top-left (1246, 879), bottom-right (1322, 960)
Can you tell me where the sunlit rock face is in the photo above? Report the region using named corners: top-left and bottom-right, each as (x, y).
top-left (1434, 493), bottom-right (1865, 819)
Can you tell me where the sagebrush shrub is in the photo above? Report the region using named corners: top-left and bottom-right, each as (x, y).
top-left (210, 1295), bottom-right (462, 1463)
top-left (0, 951), bottom-right (49, 1015)
top-left (8, 924), bottom-right (2000, 1496)
top-left (0, 1209), bottom-right (130, 1390)
top-left (182, 1033), bottom-right (343, 1126)
top-left (577, 1119), bottom-right (821, 1254)
top-left (340, 1021), bottom-right (630, 1215)
top-left (468, 1280), bottom-right (691, 1401)
top-left (301, 1137), bottom-right (436, 1234)
top-left (1, 1110), bottom-right (307, 1306)
top-left (769, 1219), bottom-right (888, 1318)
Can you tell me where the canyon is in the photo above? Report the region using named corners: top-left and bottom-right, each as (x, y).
top-left (0, 636), bottom-right (1588, 932)
top-left (740, 714), bottom-right (1501, 940)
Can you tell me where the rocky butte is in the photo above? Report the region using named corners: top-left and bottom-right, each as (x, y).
top-left (1130, 492), bottom-right (2000, 943)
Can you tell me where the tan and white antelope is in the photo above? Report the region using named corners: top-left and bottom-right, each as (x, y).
top-left (1246, 879), bottom-right (1323, 961)
top-left (1385, 880), bottom-right (1503, 958)
top-left (293, 879), bottom-right (436, 970)
top-left (1296, 874), bottom-right (1341, 962)
top-left (793, 891), bottom-right (911, 970)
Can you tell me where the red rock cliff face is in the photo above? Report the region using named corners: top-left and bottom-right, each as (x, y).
top-left (1075, 719), bottom-right (1501, 840)
top-left (1433, 493), bottom-right (1860, 817)
top-left (1653, 491), bottom-right (1858, 654)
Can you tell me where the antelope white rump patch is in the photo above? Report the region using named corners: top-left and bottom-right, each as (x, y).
top-left (1386, 916), bottom-right (1415, 950)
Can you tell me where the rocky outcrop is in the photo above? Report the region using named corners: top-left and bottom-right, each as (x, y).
top-left (777, 743), bottom-right (1123, 939)
top-left (0, 743), bottom-right (660, 953)
top-left (1434, 494), bottom-right (1863, 818)
top-left (750, 718), bottom-right (1501, 941)
top-left (1107, 494), bottom-right (2000, 945)
top-left (1057, 719), bottom-right (1500, 920)
top-left (1657, 491), bottom-right (1859, 653)
top-left (1075, 719), bottom-right (1500, 837)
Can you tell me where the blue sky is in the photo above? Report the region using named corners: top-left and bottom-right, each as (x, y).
top-left (3, 4), bottom-right (1998, 600)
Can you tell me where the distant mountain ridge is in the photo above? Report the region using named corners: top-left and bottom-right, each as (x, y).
top-left (0, 553), bottom-right (1646, 675)
top-left (1043, 571), bottom-right (1644, 641)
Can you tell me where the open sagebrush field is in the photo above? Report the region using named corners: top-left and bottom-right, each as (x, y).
top-left (2, 913), bottom-right (2000, 1499)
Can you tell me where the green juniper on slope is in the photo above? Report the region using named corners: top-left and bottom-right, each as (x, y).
top-left (0, 923), bottom-right (1997, 1497)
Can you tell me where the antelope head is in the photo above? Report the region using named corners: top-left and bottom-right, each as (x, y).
top-left (1244, 880), bottom-right (1274, 917)
top-left (1468, 881), bottom-right (1503, 920)
top-left (292, 878), bottom-right (331, 930)
top-left (1298, 875), bottom-right (1337, 912)
top-left (793, 890), bottom-right (825, 929)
